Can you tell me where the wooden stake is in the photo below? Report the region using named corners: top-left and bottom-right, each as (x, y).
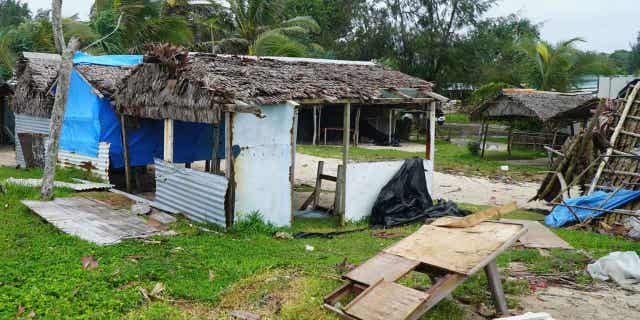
top-left (120, 115), bottom-right (132, 193)
top-left (163, 119), bottom-right (174, 163)
top-left (340, 103), bottom-right (351, 226)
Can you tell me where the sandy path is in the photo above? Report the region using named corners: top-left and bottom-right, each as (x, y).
top-left (295, 153), bottom-right (547, 210)
top-left (0, 145), bottom-right (16, 167)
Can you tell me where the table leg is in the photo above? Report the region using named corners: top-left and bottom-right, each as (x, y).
top-left (484, 259), bottom-right (508, 315)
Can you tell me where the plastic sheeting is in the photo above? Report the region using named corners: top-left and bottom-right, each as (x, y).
top-left (370, 158), bottom-right (434, 227)
top-left (587, 251), bottom-right (640, 291)
top-left (59, 53), bottom-right (224, 169)
top-left (545, 190), bottom-right (640, 228)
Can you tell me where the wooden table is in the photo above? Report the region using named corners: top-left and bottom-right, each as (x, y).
top-left (324, 221), bottom-right (527, 320)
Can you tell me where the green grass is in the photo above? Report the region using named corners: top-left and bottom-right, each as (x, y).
top-left (1, 167), bottom-right (639, 319)
top-left (297, 140), bottom-right (547, 181)
top-left (443, 113), bottom-right (471, 124)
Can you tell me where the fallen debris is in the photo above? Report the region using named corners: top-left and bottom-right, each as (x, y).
top-left (432, 201), bottom-right (517, 228)
top-left (545, 190), bottom-right (640, 228)
top-left (324, 205), bottom-right (527, 319)
top-left (587, 251), bottom-right (640, 291)
top-left (81, 255), bottom-right (99, 270)
top-left (500, 219), bottom-right (573, 249)
top-left (22, 197), bottom-right (168, 245)
top-left (5, 177), bottom-right (113, 191)
top-left (273, 231), bottom-right (293, 240)
top-left (131, 203), bottom-right (151, 215)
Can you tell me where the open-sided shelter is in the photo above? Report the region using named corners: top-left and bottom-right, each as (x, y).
top-left (114, 52), bottom-right (444, 227)
top-left (472, 89), bottom-right (597, 156)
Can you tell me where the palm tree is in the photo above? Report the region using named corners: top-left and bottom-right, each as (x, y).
top-left (520, 38), bottom-right (590, 91)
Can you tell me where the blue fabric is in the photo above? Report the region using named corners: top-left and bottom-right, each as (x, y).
top-left (545, 190), bottom-right (640, 228)
top-left (73, 51), bottom-right (142, 66)
top-left (59, 53), bottom-right (224, 169)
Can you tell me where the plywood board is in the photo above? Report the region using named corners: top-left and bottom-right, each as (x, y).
top-left (345, 280), bottom-right (428, 320)
top-left (345, 252), bottom-right (420, 285)
top-left (22, 197), bottom-right (162, 245)
top-left (500, 219), bottom-right (572, 249)
top-left (384, 222), bottom-right (524, 275)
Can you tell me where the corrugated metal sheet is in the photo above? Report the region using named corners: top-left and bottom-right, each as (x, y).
top-left (58, 142), bottom-right (110, 182)
top-left (14, 113), bottom-right (51, 167)
top-left (155, 159), bottom-right (228, 226)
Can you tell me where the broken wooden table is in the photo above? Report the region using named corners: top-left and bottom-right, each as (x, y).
top-left (324, 219), bottom-right (527, 320)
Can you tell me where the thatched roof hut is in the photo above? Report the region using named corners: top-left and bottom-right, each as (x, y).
top-left (13, 52), bottom-right (61, 117)
top-left (75, 64), bottom-right (136, 98)
top-left (113, 53), bottom-right (434, 123)
top-left (472, 89), bottom-right (595, 123)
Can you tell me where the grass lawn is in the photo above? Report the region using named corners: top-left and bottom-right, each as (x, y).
top-left (1, 167), bottom-right (638, 319)
top-left (297, 140), bottom-right (547, 182)
top-left (443, 113), bottom-right (471, 124)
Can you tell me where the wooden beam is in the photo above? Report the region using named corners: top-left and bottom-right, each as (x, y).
top-left (223, 101), bottom-right (264, 118)
top-left (163, 119), bottom-right (174, 163)
top-left (224, 112), bottom-right (234, 228)
top-left (120, 115), bottom-right (132, 193)
top-left (340, 103), bottom-right (351, 227)
top-left (211, 123), bottom-right (220, 174)
top-left (388, 109), bottom-right (393, 145)
top-left (354, 107), bottom-right (361, 147)
top-left (484, 260), bottom-right (508, 315)
top-left (291, 107), bottom-right (299, 225)
top-left (312, 105), bottom-right (318, 145)
top-left (428, 102), bottom-right (436, 160)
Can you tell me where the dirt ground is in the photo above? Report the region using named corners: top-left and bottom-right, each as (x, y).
top-left (0, 145), bottom-right (16, 167)
top-left (294, 153), bottom-right (548, 210)
top-left (518, 285), bottom-right (640, 320)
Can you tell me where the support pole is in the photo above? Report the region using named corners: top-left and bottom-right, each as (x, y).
top-left (507, 122), bottom-right (513, 156)
top-left (211, 123), bottom-right (220, 174)
top-left (120, 115), bottom-right (132, 193)
top-left (340, 103), bottom-right (351, 227)
top-left (312, 105), bottom-right (318, 145)
top-left (291, 108), bottom-right (299, 224)
top-left (428, 102), bottom-right (436, 160)
top-left (224, 112), bottom-right (234, 228)
top-left (318, 106), bottom-right (323, 145)
top-left (163, 119), bottom-right (174, 163)
top-left (354, 107), bottom-right (361, 147)
top-left (480, 119), bottom-right (488, 159)
top-left (388, 109), bottom-right (393, 145)
top-left (484, 260), bottom-right (508, 315)
top-left (313, 161), bottom-right (324, 208)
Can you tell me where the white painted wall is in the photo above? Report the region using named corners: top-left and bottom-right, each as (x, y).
top-left (344, 159), bottom-right (433, 222)
top-left (232, 103), bottom-right (294, 227)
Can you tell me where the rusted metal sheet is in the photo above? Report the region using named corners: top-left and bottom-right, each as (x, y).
top-left (58, 142), bottom-right (110, 182)
top-left (154, 159), bottom-right (228, 226)
top-left (14, 113), bottom-right (50, 168)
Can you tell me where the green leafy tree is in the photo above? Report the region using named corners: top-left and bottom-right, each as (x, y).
top-left (0, 0), bottom-right (30, 31)
top-left (520, 38), bottom-right (598, 91)
top-left (631, 32), bottom-right (640, 74)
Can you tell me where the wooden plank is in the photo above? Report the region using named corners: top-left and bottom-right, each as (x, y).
top-left (431, 202), bottom-right (517, 228)
top-left (345, 252), bottom-right (420, 286)
top-left (384, 222), bottom-right (525, 275)
top-left (407, 273), bottom-right (466, 320)
top-left (120, 115), bottom-right (132, 193)
top-left (163, 118), bottom-right (174, 163)
top-left (621, 130), bottom-right (640, 139)
top-left (319, 174), bottom-right (337, 182)
top-left (344, 280), bottom-right (428, 320)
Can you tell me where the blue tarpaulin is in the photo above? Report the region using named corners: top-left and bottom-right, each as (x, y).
top-left (545, 190), bottom-right (640, 228)
top-left (59, 52), bottom-right (223, 169)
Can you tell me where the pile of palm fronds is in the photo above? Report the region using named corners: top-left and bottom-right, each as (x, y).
top-left (533, 107), bottom-right (609, 202)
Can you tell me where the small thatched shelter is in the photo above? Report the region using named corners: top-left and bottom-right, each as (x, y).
top-left (472, 89), bottom-right (595, 122)
top-left (471, 89), bottom-right (597, 157)
top-left (13, 52), bottom-right (61, 118)
top-left (0, 80), bottom-right (15, 144)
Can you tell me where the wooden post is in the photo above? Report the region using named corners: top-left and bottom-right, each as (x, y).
top-left (507, 123), bottom-right (513, 156)
top-left (340, 103), bottom-right (351, 227)
top-left (313, 161), bottom-right (324, 208)
top-left (291, 108), bottom-right (299, 224)
top-left (429, 102), bottom-right (436, 161)
top-left (388, 109), bottom-right (393, 144)
top-left (312, 105), bottom-right (318, 145)
top-left (484, 260), bottom-right (508, 315)
top-left (224, 112), bottom-right (234, 228)
top-left (480, 119), bottom-right (489, 158)
top-left (334, 164), bottom-right (343, 215)
top-left (163, 119), bottom-right (174, 163)
top-left (354, 107), bottom-right (361, 147)
top-left (120, 115), bottom-right (132, 193)
top-left (211, 123), bottom-right (220, 174)
top-left (318, 106), bottom-right (323, 145)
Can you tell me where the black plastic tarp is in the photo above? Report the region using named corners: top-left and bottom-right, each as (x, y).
top-left (370, 158), bottom-right (470, 227)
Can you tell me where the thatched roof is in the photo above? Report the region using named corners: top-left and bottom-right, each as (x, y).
top-left (472, 89), bottom-right (595, 122)
top-left (114, 54), bottom-right (434, 123)
top-left (13, 52), bottom-right (61, 117)
top-left (75, 64), bottom-right (136, 98)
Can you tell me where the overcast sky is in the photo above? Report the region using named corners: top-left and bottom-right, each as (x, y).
top-left (23, 0), bottom-right (640, 53)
